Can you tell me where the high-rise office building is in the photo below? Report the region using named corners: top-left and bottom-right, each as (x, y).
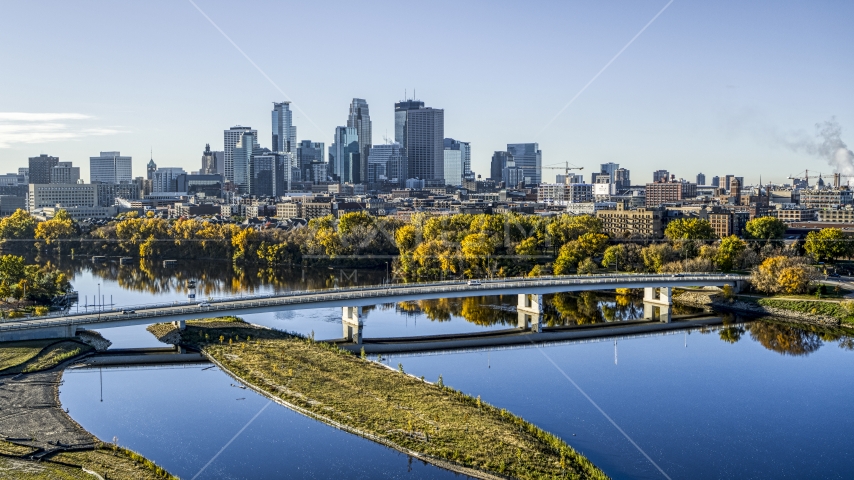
top-left (232, 131), bottom-right (257, 193)
top-left (506, 143), bottom-right (541, 186)
top-left (330, 127), bottom-right (360, 184)
top-left (347, 99), bottom-right (372, 185)
top-left (443, 149), bottom-right (463, 187)
top-left (443, 138), bottom-right (471, 187)
top-left (296, 140), bottom-right (325, 179)
top-left (272, 102), bottom-right (296, 154)
top-left (90, 152), bottom-right (132, 184)
top-left (599, 163), bottom-right (619, 183)
top-left (653, 170), bottom-right (669, 183)
top-left (711, 176), bottom-right (720, 188)
top-left (250, 149), bottom-right (276, 197)
top-left (201, 144), bottom-right (224, 175)
top-left (696, 173), bottom-right (706, 186)
top-left (395, 100), bottom-right (444, 185)
top-left (51, 162), bottom-right (80, 184)
top-left (614, 168), bottom-right (631, 190)
top-left (28, 155), bottom-right (59, 184)
top-left (224, 126), bottom-right (257, 183)
top-left (394, 100), bottom-right (424, 149)
top-left (152, 167), bottom-right (187, 193)
top-left (490, 151), bottom-right (512, 182)
top-left (367, 143), bottom-right (406, 186)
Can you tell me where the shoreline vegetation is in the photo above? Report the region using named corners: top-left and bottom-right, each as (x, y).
top-left (4, 208), bottom-right (846, 285)
top-left (148, 317), bottom-right (608, 480)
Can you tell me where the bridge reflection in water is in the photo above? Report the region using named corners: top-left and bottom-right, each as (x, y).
top-left (334, 287), bottom-right (726, 355)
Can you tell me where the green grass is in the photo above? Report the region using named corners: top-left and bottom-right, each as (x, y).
top-left (151, 318), bottom-right (608, 480)
top-left (0, 339), bottom-right (56, 372)
top-left (0, 340), bottom-right (93, 375)
top-left (755, 298), bottom-right (854, 323)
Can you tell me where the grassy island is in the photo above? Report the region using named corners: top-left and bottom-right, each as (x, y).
top-left (149, 317), bottom-right (607, 480)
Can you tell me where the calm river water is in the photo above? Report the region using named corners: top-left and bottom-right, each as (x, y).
top-left (57, 259), bottom-right (854, 479)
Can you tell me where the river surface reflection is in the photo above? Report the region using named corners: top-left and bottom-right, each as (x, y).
top-left (61, 365), bottom-right (467, 479)
top-left (57, 259), bottom-right (854, 479)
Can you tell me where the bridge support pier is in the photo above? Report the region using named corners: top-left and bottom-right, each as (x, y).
top-left (342, 307), bottom-right (363, 344)
top-left (643, 287), bottom-right (672, 323)
top-left (643, 287), bottom-right (672, 305)
top-left (642, 302), bottom-right (672, 323)
top-left (517, 294), bottom-right (543, 333)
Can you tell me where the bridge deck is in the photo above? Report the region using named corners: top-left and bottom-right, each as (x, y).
top-left (0, 274), bottom-right (745, 341)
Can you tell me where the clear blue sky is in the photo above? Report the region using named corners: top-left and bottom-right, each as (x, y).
top-left (1, 0), bottom-right (852, 185)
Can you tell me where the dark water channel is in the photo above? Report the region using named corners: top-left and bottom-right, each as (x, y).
top-left (57, 259), bottom-right (854, 479)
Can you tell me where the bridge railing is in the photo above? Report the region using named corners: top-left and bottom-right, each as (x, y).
top-left (0, 273), bottom-right (748, 329)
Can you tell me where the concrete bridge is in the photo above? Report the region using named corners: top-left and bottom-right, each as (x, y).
top-left (0, 273), bottom-right (746, 342)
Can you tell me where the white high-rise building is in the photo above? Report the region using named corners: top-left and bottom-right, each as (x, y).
top-left (443, 138), bottom-right (470, 187)
top-left (443, 150), bottom-right (463, 187)
top-left (90, 152), bottom-right (132, 184)
top-left (224, 126), bottom-right (257, 183)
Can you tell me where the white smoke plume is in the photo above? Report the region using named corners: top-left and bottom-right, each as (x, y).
top-left (780, 117), bottom-right (854, 176)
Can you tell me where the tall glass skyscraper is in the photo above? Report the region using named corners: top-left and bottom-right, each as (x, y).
top-left (272, 102), bottom-right (296, 154)
top-left (443, 138), bottom-right (470, 187)
top-left (232, 131), bottom-right (257, 194)
top-left (297, 140), bottom-right (325, 182)
top-left (506, 143), bottom-right (542, 186)
top-left (329, 127), bottom-right (360, 184)
top-left (367, 143), bottom-right (406, 186)
top-left (394, 100), bottom-right (424, 150)
top-left (224, 126), bottom-right (256, 183)
top-left (347, 99), bottom-right (371, 185)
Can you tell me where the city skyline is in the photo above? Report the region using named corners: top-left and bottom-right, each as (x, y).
top-left (0, 1), bottom-right (852, 183)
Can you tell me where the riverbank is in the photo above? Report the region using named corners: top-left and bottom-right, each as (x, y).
top-left (675, 289), bottom-right (854, 327)
top-left (0, 336), bottom-right (177, 479)
top-left (148, 317), bottom-right (607, 480)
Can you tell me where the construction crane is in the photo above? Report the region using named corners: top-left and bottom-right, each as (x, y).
top-left (541, 162), bottom-right (584, 176)
top-left (787, 170), bottom-right (854, 188)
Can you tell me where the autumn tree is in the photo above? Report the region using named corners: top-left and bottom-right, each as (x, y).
top-left (461, 233), bottom-right (495, 277)
top-left (640, 243), bottom-right (678, 273)
top-left (0, 209), bottom-right (36, 242)
top-left (804, 228), bottom-right (850, 262)
top-left (715, 235), bottom-right (747, 272)
top-left (744, 217), bottom-right (786, 245)
top-left (664, 218), bottom-right (715, 241)
top-left (751, 256), bottom-right (818, 294)
top-left (35, 209), bottom-right (75, 246)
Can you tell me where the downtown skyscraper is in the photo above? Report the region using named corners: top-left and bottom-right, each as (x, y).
top-left (395, 99), bottom-right (444, 186)
top-left (90, 151), bottom-right (132, 184)
top-left (347, 99), bottom-right (371, 185)
top-left (506, 143), bottom-right (541, 186)
top-left (224, 126), bottom-right (257, 183)
top-left (330, 127), bottom-right (360, 184)
top-left (272, 101), bottom-right (296, 154)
